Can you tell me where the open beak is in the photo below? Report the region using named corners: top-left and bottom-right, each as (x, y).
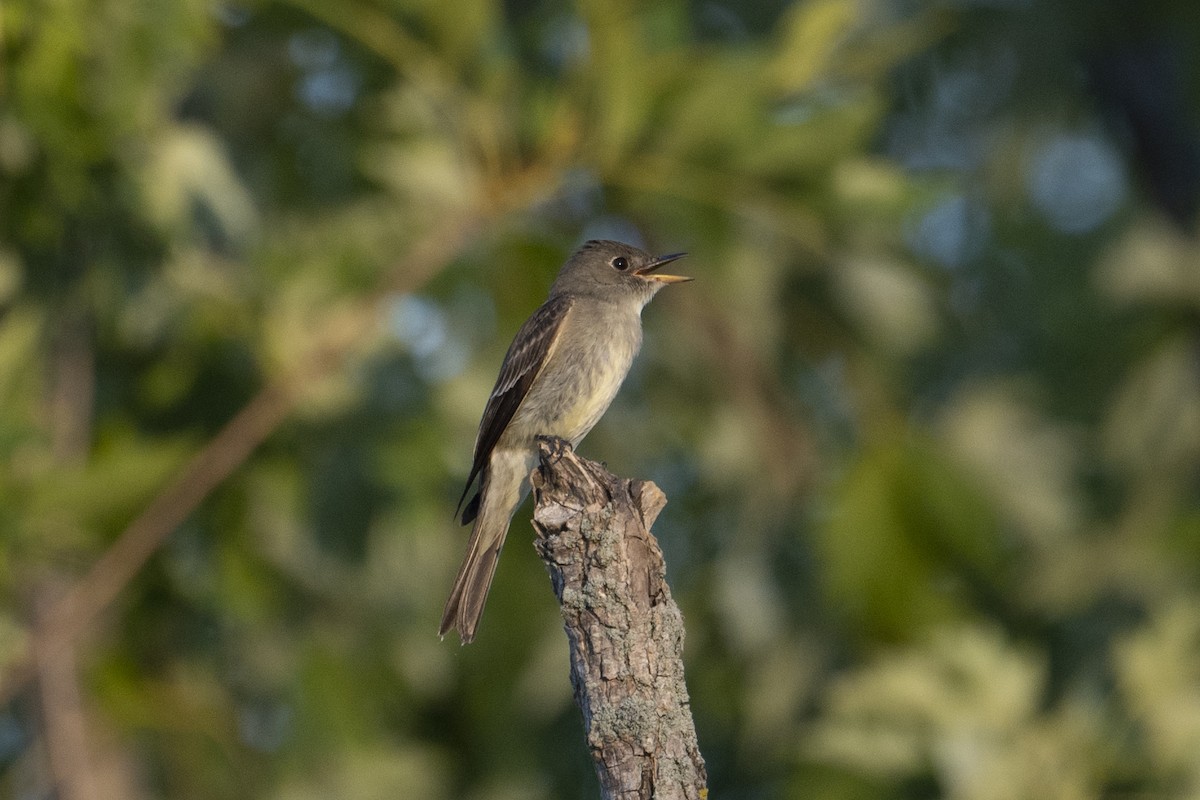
top-left (634, 252), bottom-right (691, 284)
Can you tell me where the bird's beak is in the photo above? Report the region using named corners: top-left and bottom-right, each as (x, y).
top-left (634, 252), bottom-right (691, 284)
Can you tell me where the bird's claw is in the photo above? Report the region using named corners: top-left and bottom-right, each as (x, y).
top-left (536, 435), bottom-right (571, 463)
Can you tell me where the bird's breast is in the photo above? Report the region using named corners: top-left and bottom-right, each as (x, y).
top-left (507, 303), bottom-right (642, 446)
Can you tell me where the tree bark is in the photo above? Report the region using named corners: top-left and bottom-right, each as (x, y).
top-left (530, 437), bottom-right (707, 800)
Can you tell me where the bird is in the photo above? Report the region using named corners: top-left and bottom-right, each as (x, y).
top-left (439, 239), bottom-right (690, 643)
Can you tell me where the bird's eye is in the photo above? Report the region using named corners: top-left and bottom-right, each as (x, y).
top-left (611, 256), bottom-right (629, 271)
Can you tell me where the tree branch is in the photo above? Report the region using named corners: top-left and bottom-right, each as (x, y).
top-left (530, 437), bottom-right (707, 800)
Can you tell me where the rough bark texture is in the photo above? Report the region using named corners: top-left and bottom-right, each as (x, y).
top-left (530, 437), bottom-right (707, 800)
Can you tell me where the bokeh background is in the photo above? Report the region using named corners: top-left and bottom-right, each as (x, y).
top-left (3, 0), bottom-right (1200, 797)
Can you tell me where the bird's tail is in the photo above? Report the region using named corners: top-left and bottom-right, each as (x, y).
top-left (439, 465), bottom-right (523, 643)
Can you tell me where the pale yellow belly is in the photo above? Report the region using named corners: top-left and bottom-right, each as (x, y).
top-left (503, 303), bottom-right (641, 447)
top-left (550, 365), bottom-right (628, 443)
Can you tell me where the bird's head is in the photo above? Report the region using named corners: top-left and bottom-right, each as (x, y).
top-left (550, 240), bottom-right (690, 305)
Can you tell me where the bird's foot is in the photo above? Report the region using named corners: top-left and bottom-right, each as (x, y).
top-left (535, 435), bottom-right (572, 463)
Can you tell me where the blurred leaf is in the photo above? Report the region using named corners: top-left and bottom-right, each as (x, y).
top-left (1096, 218), bottom-right (1200, 308)
top-left (1116, 598), bottom-right (1200, 782)
top-left (770, 0), bottom-right (862, 94)
top-left (0, 612), bottom-right (30, 676)
top-left (937, 383), bottom-right (1083, 545)
top-left (576, 0), bottom-right (661, 168)
top-left (817, 434), bottom-right (1005, 640)
top-left (833, 255), bottom-right (939, 355)
top-left (807, 626), bottom-right (1106, 800)
top-left (406, 0), bottom-right (501, 70)
top-left (362, 136), bottom-right (481, 213)
top-left (653, 55), bottom-right (768, 169)
top-left (260, 274), bottom-right (374, 415)
top-left (22, 430), bottom-right (192, 551)
top-left (1103, 334), bottom-right (1200, 481)
top-left (272, 743), bottom-right (451, 800)
top-left (0, 306), bottom-right (43, 421)
top-left (138, 123), bottom-right (260, 249)
top-left (0, 248), bottom-right (23, 304)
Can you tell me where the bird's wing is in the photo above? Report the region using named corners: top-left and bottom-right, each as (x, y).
top-left (456, 293), bottom-right (575, 523)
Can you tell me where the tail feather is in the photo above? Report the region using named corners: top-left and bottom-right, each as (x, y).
top-left (440, 449), bottom-right (532, 643)
top-left (438, 520), bottom-right (504, 644)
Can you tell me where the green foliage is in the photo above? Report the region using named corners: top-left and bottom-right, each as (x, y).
top-left (3, 0), bottom-right (1200, 797)
top-left (818, 434), bottom-right (1006, 641)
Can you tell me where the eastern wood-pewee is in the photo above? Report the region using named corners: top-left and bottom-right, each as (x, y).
top-left (439, 239), bottom-right (690, 643)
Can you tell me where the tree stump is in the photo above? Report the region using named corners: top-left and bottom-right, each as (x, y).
top-left (530, 437), bottom-right (707, 800)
